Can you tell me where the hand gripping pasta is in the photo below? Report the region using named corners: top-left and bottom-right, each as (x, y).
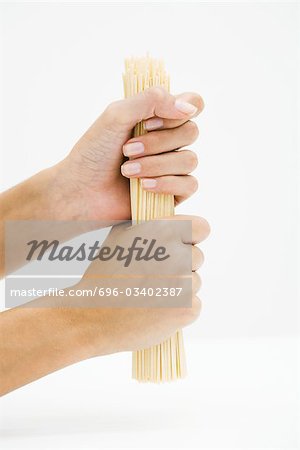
top-left (123, 55), bottom-right (187, 382)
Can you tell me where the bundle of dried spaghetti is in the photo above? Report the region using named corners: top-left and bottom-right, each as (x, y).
top-left (123, 55), bottom-right (187, 382)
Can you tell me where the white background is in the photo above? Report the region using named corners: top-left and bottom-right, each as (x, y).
top-left (0, 1), bottom-right (299, 449)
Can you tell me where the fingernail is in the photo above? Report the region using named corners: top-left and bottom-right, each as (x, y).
top-left (141, 178), bottom-right (157, 189)
top-left (144, 117), bottom-right (164, 131)
top-left (123, 141), bottom-right (144, 157)
top-left (175, 100), bottom-right (197, 115)
top-left (121, 162), bottom-right (141, 176)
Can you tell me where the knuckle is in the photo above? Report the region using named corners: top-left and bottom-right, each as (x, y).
top-left (144, 86), bottom-right (167, 102)
top-left (103, 100), bottom-right (123, 124)
top-left (181, 93), bottom-right (204, 114)
top-left (189, 176), bottom-right (199, 194)
top-left (198, 248), bottom-right (205, 265)
top-left (192, 272), bottom-right (202, 293)
top-left (201, 218), bottom-right (211, 239)
top-left (185, 151), bottom-right (198, 172)
top-left (184, 120), bottom-right (199, 142)
top-left (185, 296), bottom-right (202, 323)
top-left (192, 296), bottom-right (202, 319)
top-left (104, 101), bottom-right (118, 117)
top-left (195, 95), bottom-right (205, 112)
top-left (193, 246), bottom-right (205, 268)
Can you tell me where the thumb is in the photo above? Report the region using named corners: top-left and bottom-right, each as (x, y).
top-left (153, 214), bottom-right (211, 245)
top-left (101, 86), bottom-right (198, 129)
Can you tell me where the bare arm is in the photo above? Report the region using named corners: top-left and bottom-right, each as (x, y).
top-left (0, 214), bottom-right (209, 396)
top-left (0, 88), bottom-right (203, 277)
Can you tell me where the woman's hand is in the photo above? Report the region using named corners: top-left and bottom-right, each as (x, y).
top-left (62, 214), bottom-right (210, 355)
top-left (50, 87), bottom-right (204, 221)
top-left (0, 88), bottom-right (204, 276)
top-left (0, 214), bottom-right (209, 395)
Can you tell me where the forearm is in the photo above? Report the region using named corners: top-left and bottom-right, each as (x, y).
top-left (0, 168), bottom-right (57, 276)
top-left (0, 166), bottom-right (60, 221)
top-left (0, 164), bottom-right (99, 277)
top-left (0, 212), bottom-right (209, 395)
top-left (0, 303), bottom-right (97, 396)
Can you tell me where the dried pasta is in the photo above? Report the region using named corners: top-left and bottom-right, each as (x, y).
top-left (123, 55), bottom-right (187, 382)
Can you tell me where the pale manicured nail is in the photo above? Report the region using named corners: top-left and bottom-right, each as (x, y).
top-left (121, 162), bottom-right (141, 176)
top-left (141, 178), bottom-right (157, 189)
top-left (123, 141), bottom-right (144, 157)
top-left (175, 100), bottom-right (197, 115)
top-left (144, 117), bottom-right (164, 131)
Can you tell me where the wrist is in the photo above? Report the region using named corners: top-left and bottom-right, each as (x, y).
top-left (29, 293), bottom-right (104, 361)
top-left (51, 287), bottom-right (112, 359)
top-left (0, 167), bottom-right (56, 221)
top-left (37, 161), bottom-right (104, 227)
top-left (54, 306), bottom-right (102, 361)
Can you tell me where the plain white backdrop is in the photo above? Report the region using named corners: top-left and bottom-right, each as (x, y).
top-left (0, 2), bottom-right (299, 449)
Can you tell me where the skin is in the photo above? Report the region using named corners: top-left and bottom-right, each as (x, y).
top-left (0, 87), bottom-right (210, 395)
